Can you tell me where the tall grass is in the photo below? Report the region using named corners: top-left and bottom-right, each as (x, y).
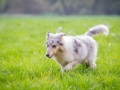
top-left (0, 16), bottom-right (120, 90)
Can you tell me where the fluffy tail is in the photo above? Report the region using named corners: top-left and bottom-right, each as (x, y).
top-left (85, 25), bottom-right (109, 36)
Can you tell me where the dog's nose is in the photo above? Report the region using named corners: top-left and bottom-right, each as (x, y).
top-left (46, 54), bottom-right (49, 57)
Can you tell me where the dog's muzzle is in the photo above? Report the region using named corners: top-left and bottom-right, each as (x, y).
top-left (46, 54), bottom-right (50, 58)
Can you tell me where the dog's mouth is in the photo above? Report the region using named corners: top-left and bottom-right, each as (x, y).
top-left (48, 53), bottom-right (55, 58)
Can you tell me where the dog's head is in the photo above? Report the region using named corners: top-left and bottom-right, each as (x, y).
top-left (46, 31), bottom-right (66, 58)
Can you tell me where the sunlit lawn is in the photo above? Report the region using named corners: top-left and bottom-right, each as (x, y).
top-left (0, 15), bottom-right (120, 90)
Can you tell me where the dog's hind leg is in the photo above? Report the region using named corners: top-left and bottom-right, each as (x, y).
top-left (87, 54), bottom-right (97, 69)
top-left (89, 60), bottom-right (96, 69)
top-left (87, 45), bottom-right (97, 69)
top-left (63, 60), bottom-right (78, 71)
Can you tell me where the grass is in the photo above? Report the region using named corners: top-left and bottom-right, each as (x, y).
top-left (0, 15), bottom-right (120, 90)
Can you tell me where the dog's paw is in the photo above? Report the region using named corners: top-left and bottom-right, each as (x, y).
top-left (89, 63), bottom-right (96, 69)
top-left (61, 68), bottom-right (65, 73)
top-left (63, 65), bottom-right (72, 71)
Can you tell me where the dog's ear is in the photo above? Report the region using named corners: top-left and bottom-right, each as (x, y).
top-left (46, 31), bottom-right (50, 38)
top-left (58, 33), bottom-right (66, 39)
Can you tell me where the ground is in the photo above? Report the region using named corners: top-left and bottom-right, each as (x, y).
top-left (0, 15), bottom-right (120, 90)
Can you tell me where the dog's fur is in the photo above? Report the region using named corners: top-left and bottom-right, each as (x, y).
top-left (46, 25), bottom-right (109, 73)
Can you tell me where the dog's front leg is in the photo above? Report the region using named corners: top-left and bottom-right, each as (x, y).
top-left (63, 60), bottom-right (78, 71)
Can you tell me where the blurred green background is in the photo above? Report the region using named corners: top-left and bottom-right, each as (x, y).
top-left (0, 0), bottom-right (120, 15)
top-left (0, 0), bottom-right (120, 90)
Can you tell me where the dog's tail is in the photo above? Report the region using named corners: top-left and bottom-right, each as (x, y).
top-left (84, 25), bottom-right (109, 37)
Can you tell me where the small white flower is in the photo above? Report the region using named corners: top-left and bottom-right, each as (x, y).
top-left (84, 23), bottom-right (87, 26)
top-left (56, 26), bottom-right (62, 33)
top-left (110, 33), bottom-right (115, 36)
top-left (108, 43), bottom-right (111, 46)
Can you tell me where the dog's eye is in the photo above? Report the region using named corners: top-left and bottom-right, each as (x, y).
top-left (52, 45), bottom-right (56, 48)
top-left (57, 41), bottom-right (59, 43)
top-left (47, 45), bottom-right (49, 47)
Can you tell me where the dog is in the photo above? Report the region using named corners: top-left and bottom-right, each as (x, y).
top-left (46, 25), bottom-right (109, 73)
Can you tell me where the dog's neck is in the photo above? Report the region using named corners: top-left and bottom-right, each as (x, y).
top-left (54, 36), bottom-right (66, 56)
top-left (54, 43), bottom-right (65, 56)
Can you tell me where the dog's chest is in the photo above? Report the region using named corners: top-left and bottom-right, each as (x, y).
top-left (54, 51), bottom-right (75, 66)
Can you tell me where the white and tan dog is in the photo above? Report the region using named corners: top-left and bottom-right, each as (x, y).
top-left (46, 25), bottom-right (109, 73)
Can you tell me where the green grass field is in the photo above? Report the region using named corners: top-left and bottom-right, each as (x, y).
top-left (0, 15), bottom-right (120, 90)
